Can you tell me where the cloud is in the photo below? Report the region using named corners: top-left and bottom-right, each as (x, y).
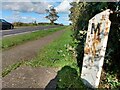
top-left (4, 11), bottom-right (37, 23)
top-left (2, 0), bottom-right (75, 24)
top-left (55, 0), bottom-right (73, 13)
top-left (2, 0), bottom-right (74, 14)
top-left (2, 1), bottom-right (51, 14)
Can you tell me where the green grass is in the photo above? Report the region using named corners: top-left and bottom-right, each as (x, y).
top-left (25, 26), bottom-right (78, 69)
top-left (2, 26), bottom-right (78, 77)
top-left (2, 26), bottom-right (66, 50)
top-left (2, 61), bottom-right (24, 77)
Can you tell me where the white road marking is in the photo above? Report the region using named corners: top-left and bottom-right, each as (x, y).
top-left (0, 30), bottom-right (13, 32)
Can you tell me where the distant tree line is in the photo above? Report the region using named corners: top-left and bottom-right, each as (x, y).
top-left (13, 22), bottom-right (63, 27)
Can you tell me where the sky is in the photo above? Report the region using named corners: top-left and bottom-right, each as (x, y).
top-left (1, 0), bottom-right (75, 25)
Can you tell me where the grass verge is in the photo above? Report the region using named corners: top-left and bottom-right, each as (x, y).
top-left (2, 26), bottom-right (79, 77)
top-left (2, 26), bottom-right (66, 50)
top-left (2, 61), bottom-right (24, 77)
top-left (25, 26), bottom-right (78, 70)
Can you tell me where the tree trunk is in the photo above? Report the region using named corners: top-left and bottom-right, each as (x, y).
top-left (50, 20), bottom-right (54, 24)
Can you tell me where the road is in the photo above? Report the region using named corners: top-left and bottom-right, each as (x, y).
top-left (1, 25), bottom-right (60, 37)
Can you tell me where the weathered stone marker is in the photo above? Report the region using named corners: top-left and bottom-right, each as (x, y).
top-left (81, 9), bottom-right (113, 88)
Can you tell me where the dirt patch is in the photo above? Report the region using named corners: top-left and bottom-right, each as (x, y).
top-left (2, 30), bottom-right (64, 70)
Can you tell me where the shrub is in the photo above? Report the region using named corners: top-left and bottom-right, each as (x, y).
top-left (56, 66), bottom-right (86, 89)
top-left (69, 2), bottom-right (120, 88)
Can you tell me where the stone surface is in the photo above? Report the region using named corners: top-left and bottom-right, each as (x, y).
top-left (81, 9), bottom-right (112, 88)
top-left (2, 66), bottom-right (60, 88)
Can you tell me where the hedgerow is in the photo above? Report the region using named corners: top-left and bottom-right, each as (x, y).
top-left (69, 2), bottom-right (120, 88)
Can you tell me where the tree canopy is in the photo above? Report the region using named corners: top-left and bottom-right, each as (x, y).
top-left (45, 6), bottom-right (59, 24)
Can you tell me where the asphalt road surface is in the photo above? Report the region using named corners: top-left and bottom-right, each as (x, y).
top-left (1, 25), bottom-right (60, 37)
